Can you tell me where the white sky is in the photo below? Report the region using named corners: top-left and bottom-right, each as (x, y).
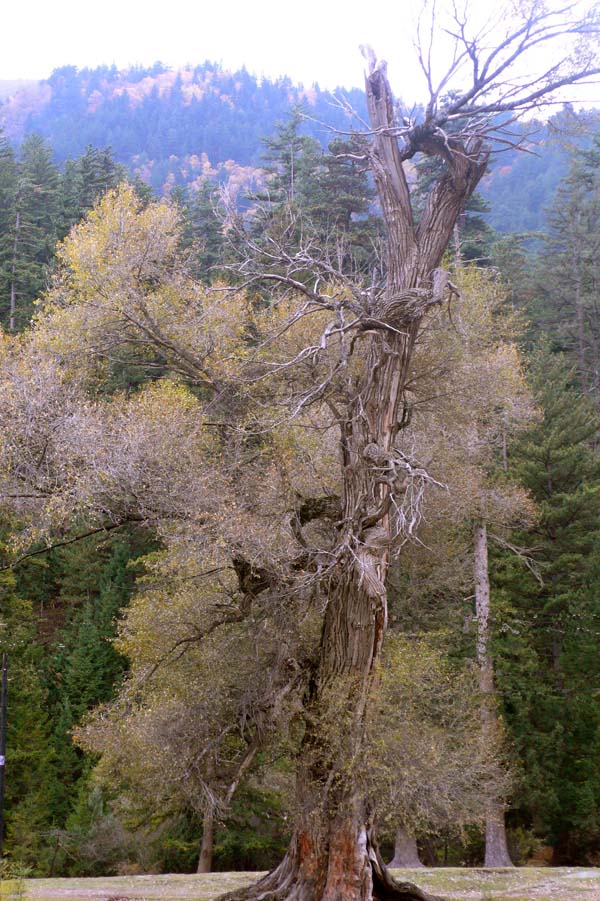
top-left (3, 0), bottom-right (599, 104)
top-left (5, 0), bottom-right (417, 89)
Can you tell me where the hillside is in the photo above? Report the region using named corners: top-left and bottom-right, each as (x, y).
top-left (1, 63), bottom-right (596, 232)
top-left (0, 63), bottom-right (367, 195)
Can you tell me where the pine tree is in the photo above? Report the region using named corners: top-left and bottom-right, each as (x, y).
top-left (300, 136), bottom-right (379, 273)
top-left (0, 560), bottom-right (58, 871)
top-left (173, 180), bottom-right (225, 281)
top-left (494, 348), bottom-right (600, 861)
top-left (45, 537), bottom-right (137, 824)
top-left (0, 130), bottom-right (18, 325)
top-left (6, 134), bottom-right (60, 330)
top-left (532, 136), bottom-right (600, 403)
top-left (249, 110), bottom-right (323, 239)
top-left (246, 113), bottom-right (379, 279)
top-left (58, 145), bottom-right (126, 239)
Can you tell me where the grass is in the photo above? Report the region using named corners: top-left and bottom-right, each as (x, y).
top-left (5, 867), bottom-right (600, 901)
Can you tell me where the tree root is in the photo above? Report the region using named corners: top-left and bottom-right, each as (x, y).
top-left (218, 821), bottom-right (444, 901)
top-left (371, 847), bottom-right (442, 901)
top-left (218, 854), bottom-right (444, 901)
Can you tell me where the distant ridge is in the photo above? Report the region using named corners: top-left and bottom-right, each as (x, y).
top-left (0, 79), bottom-right (36, 100)
top-left (0, 63), bottom-right (367, 193)
top-left (0, 63), bottom-right (596, 234)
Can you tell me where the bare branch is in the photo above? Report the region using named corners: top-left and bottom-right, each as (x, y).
top-left (0, 518), bottom-right (138, 571)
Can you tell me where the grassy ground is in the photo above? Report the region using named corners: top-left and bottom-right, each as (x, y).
top-left (4, 867), bottom-right (600, 901)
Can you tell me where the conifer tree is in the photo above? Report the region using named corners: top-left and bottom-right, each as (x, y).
top-left (0, 130), bottom-right (18, 325)
top-left (0, 560), bottom-right (58, 870)
top-left (5, 134), bottom-right (60, 330)
top-left (59, 146), bottom-right (126, 239)
top-left (172, 181), bottom-right (225, 281)
top-left (495, 348), bottom-right (600, 861)
top-left (532, 136), bottom-right (600, 403)
top-left (45, 536), bottom-right (142, 825)
top-left (249, 113), bottom-right (379, 275)
top-left (256, 110), bottom-right (322, 209)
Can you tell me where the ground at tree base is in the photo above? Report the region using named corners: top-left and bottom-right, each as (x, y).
top-left (11, 868), bottom-right (600, 901)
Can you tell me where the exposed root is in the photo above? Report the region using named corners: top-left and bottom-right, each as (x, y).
top-left (370, 844), bottom-right (442, 901)
top-left (218, 841), bottom-right (444, 901)
top-left (219, 870), bottom-right (442, 901)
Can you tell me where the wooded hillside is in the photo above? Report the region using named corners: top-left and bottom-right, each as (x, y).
top-left (0, 63), bottom-right (595, 233)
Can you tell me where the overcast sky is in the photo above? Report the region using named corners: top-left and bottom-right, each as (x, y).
top-left (4, 0), bottom-right (418, 88)
top-left (3, 0), bottom-right (599, 104)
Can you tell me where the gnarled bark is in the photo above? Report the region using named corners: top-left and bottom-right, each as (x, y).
top-left (222, 822), bottom-right (438, 901)
top-left (221, 50), bottom-right (487, 901)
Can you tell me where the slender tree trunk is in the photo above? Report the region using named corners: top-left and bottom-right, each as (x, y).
top-left (501, 428), bottom-right (508, 472)
top-left (452, 220), bottom-right (464, 268)
top-left (197, 800), bottom-right (215, 874)
top-left (590, 294), bottom-right (600, 402)
top-left (389, 824), bottom-right (424, 869)
top-left (484, 802), bottom-right (513, 869)
top-left (473, 521), bottom-right (513, 868)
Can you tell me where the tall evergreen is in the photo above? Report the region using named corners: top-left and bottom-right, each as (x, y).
top-left (249, 113), bottom-right (379, 276)
top-left (531, 136), bottom-right (600, 403)
top-left (4, 529), bottom-right (149, 870)
top-left (494, 348), bottom-right (600, 861)
top-left (0, 554), bottom-right (58, 871)
top-left (4, 134), bottom-right (60, 330)
top-left (172, 180), bottom-right (225, 281)
top-left (251, 111), bottom-right (323, 224)
top-left (44, 537), bottom-right (139, 825)
top-left (0, 130), bottom-right (18, 325)
top-left (59, 145), bottom-right (126, 239)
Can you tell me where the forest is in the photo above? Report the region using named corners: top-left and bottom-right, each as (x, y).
top-left (0, 4), bottom-right (600, 901)
top-left (0, 62), bottom-right (589, 234)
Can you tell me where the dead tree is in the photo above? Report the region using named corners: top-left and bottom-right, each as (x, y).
top-left (220, 5), bottom-right (599, 899)
top-left (473, 521), bottom-right (514, 867)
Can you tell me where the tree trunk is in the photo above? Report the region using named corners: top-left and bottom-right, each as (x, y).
top-left (221, 55), bottom-right (486, 901)
top-left (197, 799), bottom-right (215, 874)
top-left (222, 337), bottom-right (438, 901)
top-left (590, 258), bottom-right (600, 403)
top-left (224, 821), bottom-right (438, 901)
top-left (484, 801), bottom-right (513, 868)
top-left (389, 824), bottom-right (424, 869)
top-left (473, 521), bottom-right (513, 868)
